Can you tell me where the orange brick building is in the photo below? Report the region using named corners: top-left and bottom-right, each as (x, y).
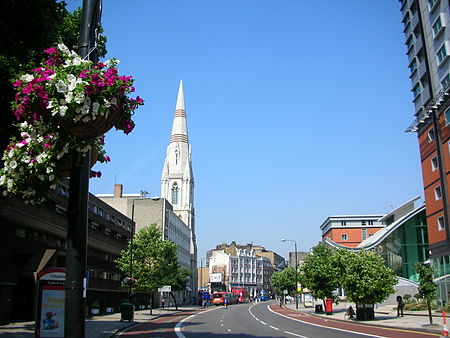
top-left (320, 215), bottom-right (385, 248)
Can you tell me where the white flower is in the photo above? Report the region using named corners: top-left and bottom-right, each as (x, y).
top-left (7, 179), bottom-right (13, 190)
top-left (56, 80), bottom-right (68, 93)
top-left (36, 153), bottom-right (45, 164)
top-left (92, 102), bottom-right (100, 113)
top-left (49, 174), bottom-right (54, 182)
top-left (110, 97), bottom-right (118, 106)
top-left (74, 92), bottom-right (85, 104)
top-left (0, 175), bottom-right (5, 185)
top-left (59, 106), bottom-right (68, 116)
top-left (65, 92), bottom-right (73, 103)
top-left (9, 160), bottom-right (17, 169)
top-left (58, 43), bottom-right (69, 53)
top-left (46, 167), bottom-right (53, 174)
top-left (20, 74), bottom-right (34, 82)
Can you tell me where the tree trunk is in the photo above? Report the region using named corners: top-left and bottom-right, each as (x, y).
top-left (427, 300), bottom-right (433, 324)
top-left (149, 292), bottom-right (153, 315)
top-left (169, 292), bottom-right (178, 310)
top-left (363, 304), bottom-right (367, 321)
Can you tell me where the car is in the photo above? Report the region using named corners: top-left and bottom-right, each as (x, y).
top-left (260, 295), bottom-right (269, 301)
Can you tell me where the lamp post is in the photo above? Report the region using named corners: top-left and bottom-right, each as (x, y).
top-left (128, 200), bottom-right (135, 302)
top-left (64, 1), bottom-right (101, 337)
top-left (281, 238), bottom-right (298, 309)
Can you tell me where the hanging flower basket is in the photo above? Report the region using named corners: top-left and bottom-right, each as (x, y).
top-left (0, 44), bottom-right (143, 204)
top-left (57, 109), bottom-right (120, 140)
top-left (11, 44), bottom-right (143, 138)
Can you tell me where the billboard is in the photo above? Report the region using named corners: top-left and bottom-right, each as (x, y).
top-left (209, 273), bottom-right (222, 283)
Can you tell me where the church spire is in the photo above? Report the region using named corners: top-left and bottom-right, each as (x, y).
top-left (170, 79), bottom-right (188, 144)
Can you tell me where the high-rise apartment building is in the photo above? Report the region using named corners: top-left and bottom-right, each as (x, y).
top-left (399, 0), bottom-right (450, 303)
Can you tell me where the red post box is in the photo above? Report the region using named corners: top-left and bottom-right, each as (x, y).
top-left (325, 298), bottom-right (333, 315)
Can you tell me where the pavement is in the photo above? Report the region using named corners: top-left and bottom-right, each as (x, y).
top-left (0, 302), bottom-right (447, 337)
top-left (284, 301), bottom-right (445, 336)
top-left (0, 305), bottom-right (198, 337)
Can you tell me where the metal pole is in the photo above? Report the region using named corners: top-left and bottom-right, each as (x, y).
top-left (129, 201), bottom-right (135, 302)
top-left (294, 241), bottom-right (298, 310)
top-left (64, 1), bottom-right (101, 337)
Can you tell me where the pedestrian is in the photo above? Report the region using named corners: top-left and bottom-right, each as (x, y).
top-left (279, 297), bottom-right (283, 308)
top-left (396, 295), bottom-right (404, 317)
top-left (161, 296), bottom-right (166, 309)
top-left (224, 296), bottom-right (228, 309)
top-left (345, 306), bottom-right (355, 319)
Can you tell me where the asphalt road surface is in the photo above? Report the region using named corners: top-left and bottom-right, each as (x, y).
top-left (176, 301), bottom-right (438, 338)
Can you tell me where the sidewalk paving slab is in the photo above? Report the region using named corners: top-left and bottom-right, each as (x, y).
top-left (0, 305), bottom-right (199, 338)
top-left (284, 301), bottom-right (444, 335)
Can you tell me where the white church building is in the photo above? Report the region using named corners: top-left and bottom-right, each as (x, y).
top-left (98, 80), bottom-right (197, 300)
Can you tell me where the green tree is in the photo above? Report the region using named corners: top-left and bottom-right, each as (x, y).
top-left (270, 267), bottom-right (297, 296)
top-left (414, 262), bottom-right (437, 324)
top-left (299, 243), bottom-right (340, 304)
top-left (337, 249), bottom-right (397, 319)
top-left (115, 224), bottom-right (189, 298)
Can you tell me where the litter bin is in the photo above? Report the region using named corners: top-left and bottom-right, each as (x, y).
top-left (314, 304), bottom-right (323, 313)
top-left (120, 302), bottom-right (134, 322)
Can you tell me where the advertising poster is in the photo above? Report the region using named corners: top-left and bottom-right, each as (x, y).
top-left (40, 289), bottom-right (64, 336)
top-left (36, 268), bottom-right (65, 338)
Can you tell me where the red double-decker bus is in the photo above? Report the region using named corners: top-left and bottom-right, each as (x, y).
top-left (231, 286), bottom-right (249, 303)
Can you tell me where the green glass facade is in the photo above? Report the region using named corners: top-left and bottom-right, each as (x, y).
top-left (431, 255), bottom-right (450, 305)
top-left (372, 210), bottom-right (428, 283)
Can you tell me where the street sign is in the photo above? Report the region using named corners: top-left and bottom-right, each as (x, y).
top-left (161, 285), bottom-right (171, 292)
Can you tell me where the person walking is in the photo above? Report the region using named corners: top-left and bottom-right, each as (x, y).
top-left (396, 295), bottom-right (404, 317)
top-left (279, 297), bottom-right (283, 308)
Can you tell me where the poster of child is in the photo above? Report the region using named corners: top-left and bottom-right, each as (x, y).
top-left (43, 312), bottom-right (58, 330)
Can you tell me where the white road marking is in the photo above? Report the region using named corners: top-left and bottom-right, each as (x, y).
top-left (267, 305), bottom-right (384, 338)
top-left (175, 307), bottom-right (220, 338)
top-left (260, 321), bottom-right (267, 325)
top-left (270, 325), bottom-right (279, 330)
top-left (227, 329), bottom-right (231, 332)
top-left (284, 330), bottom-right (308, 338)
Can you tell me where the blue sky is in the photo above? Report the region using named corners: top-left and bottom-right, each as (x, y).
top-left (66, 1), bottom-right (422, 261)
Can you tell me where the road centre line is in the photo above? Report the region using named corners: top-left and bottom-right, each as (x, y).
top-left (284, 330), bottom-right (309, 338)
top-left (267, 305), bottom-right (384, 338)
top-left (270, 325), bottom-right (280, 330)
top-left (175, 307), bottom-right (219, 338)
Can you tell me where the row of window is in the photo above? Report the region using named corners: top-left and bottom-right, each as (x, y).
top-left (339, 229), bottom-right (373, 242)
top-left (340, 220), bottom-right (374, 226)
top-left (88, 202), bottom-right (132, 232)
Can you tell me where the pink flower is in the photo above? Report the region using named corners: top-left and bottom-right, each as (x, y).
top-left (44, 47), bottom-right (56, 54)
top-left (44, 143), bottom-right (51, 149)
top-left (13, 80), bottom-right (22, 87)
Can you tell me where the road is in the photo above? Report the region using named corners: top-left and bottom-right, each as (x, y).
top-left (118, 300), bottom-right (439, 337)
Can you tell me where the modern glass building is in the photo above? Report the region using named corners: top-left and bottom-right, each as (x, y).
top-left (324, 197), bottom-right (429, 283)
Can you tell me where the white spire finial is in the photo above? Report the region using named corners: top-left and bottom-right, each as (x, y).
top-left (176, 79), bottom-right (185, 111)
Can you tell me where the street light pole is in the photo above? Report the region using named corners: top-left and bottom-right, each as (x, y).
top-left (281, 238), bottom-right (299, 309)
top-left (128, 201), bottom-right (135, 302)
top-left (64, 1), bottom-right (101, 337)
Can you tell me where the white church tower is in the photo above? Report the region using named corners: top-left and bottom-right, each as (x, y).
top-left (161, 80), bottom-right (197, 292)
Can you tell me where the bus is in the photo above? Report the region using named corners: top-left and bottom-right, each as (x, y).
top-left (231, 286), bottom-right (249, 303)
top-left (211, 292), bottom-right (227, 305)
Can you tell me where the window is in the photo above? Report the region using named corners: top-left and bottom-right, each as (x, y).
top-left (438, 216), bottom-right (445, 231)
top-left (428, 128), bottom-right (436, 142)
top-left (171, 183), bottom-right (179, 205)
top-left (442, 73), bottom-right (450, 90)
top-left (341, 234), bottom-right (348, 241)
top-left (406, 34), bottom-right (414, 51)
top-left (432, 15), bottom-right (444, 38)
top-left (403, 12), bottom-right (411, 32)
top-left (435, 185), bottom-right (442, 200)
top-left (362, 229), bottom-right (367, 241)
top-left (368, 220), bottom-right (374, 225)
top-left (409, 58), bottom-right (418, 75)
top-left (437, 42), bottom-right (449, 65)
top-left (341, 221), bottom-right (346, 226)
top-left (432, 156), bottom-right (439, 170)
top-left (361, 221), bottom-right (366, 226)
top-left (428, 0), bottom-right (439, 12)
top-left (412, 82), bottom-right (421, 99)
